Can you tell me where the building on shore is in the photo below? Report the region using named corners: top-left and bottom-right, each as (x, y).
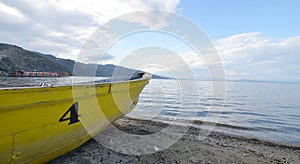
top-left (0, 71), bottom-right (8, 76)
top-left (9, 70), bottom-right (69, 77)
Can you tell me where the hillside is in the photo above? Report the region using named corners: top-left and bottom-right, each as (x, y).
top-left (38, 53), bottom-right (146, 77)
top-left (0, 43), bottom-right (168, 78)
top-left (0, 43), bottom-right (70, 74)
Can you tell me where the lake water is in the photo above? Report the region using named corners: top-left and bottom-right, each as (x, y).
top-left (1, 77), bottom-right (299, 144)
top-left (129, 79), bottom-right (300, 145)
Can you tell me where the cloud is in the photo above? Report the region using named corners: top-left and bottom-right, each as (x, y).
top-left (116, 10), bottom-right (173, 30)
top-left (0, 0), bottom-right (181, 60)
top-left (51, 0), bottom-right (179, 25)
top-left (0, 2), bottom-right (27, 21)
top-left (215, 32), bottom-right (300, 80)
top-left (1, 1), bottom-right (298, 81)
top-left (117, 46), bottom-right (199, 80)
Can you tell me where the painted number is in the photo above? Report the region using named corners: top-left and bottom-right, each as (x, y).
top-left (59, 102), bottom-right (80, 125)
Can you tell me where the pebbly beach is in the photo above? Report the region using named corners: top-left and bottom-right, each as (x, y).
top-left (50, 117), bottom-right (300, 164)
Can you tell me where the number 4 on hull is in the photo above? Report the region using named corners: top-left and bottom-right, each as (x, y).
top-left (59, 102), bottom-right (80, 125)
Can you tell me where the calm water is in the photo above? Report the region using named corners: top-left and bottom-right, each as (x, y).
top-left (1, 77), bottom-right (299, 144)
top-left (0, 76), bottom-right (106, 87)
top-left (128, 79), bottom-right (300, 144)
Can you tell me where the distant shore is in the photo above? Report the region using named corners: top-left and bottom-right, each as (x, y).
top-left (50, 117), bottom-right (300, 164)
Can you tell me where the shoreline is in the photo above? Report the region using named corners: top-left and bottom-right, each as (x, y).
top-left (49, 117), bottom-right (300, 163)
top-left (141, 116), bottom-right (300, 147)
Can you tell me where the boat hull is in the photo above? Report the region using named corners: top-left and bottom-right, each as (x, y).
top-left (0, 77), bottom-right (149, 163)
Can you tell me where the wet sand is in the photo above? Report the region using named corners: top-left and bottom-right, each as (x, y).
top-left (50, 117), bottom-right (300, 164)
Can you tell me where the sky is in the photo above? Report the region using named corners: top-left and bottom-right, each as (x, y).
top-left (0, 0), bottom-right (299, 81)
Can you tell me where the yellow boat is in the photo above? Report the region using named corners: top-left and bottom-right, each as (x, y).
top-left (0, 73), bottom-right (151, 163)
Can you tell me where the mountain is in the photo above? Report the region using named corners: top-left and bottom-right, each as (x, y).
top-left (0, 43), bottom-right (70, 73)
top-left (227, 79), bottom-right (300, 84)
top-left (0, 43), bottom-right (168, 79)
top-left (38, 53), bottom-right (147, 77)
top-left (40, 53), bottom-right (169, 78)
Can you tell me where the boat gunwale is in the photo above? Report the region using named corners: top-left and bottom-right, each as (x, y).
top-left (0, 76), bottom-right (150, 92)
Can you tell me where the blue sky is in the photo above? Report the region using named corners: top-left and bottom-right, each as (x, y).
top-left (179, 0), bottom-right (300, 40)
top-left (0, 0), bottom-right (299, 81)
